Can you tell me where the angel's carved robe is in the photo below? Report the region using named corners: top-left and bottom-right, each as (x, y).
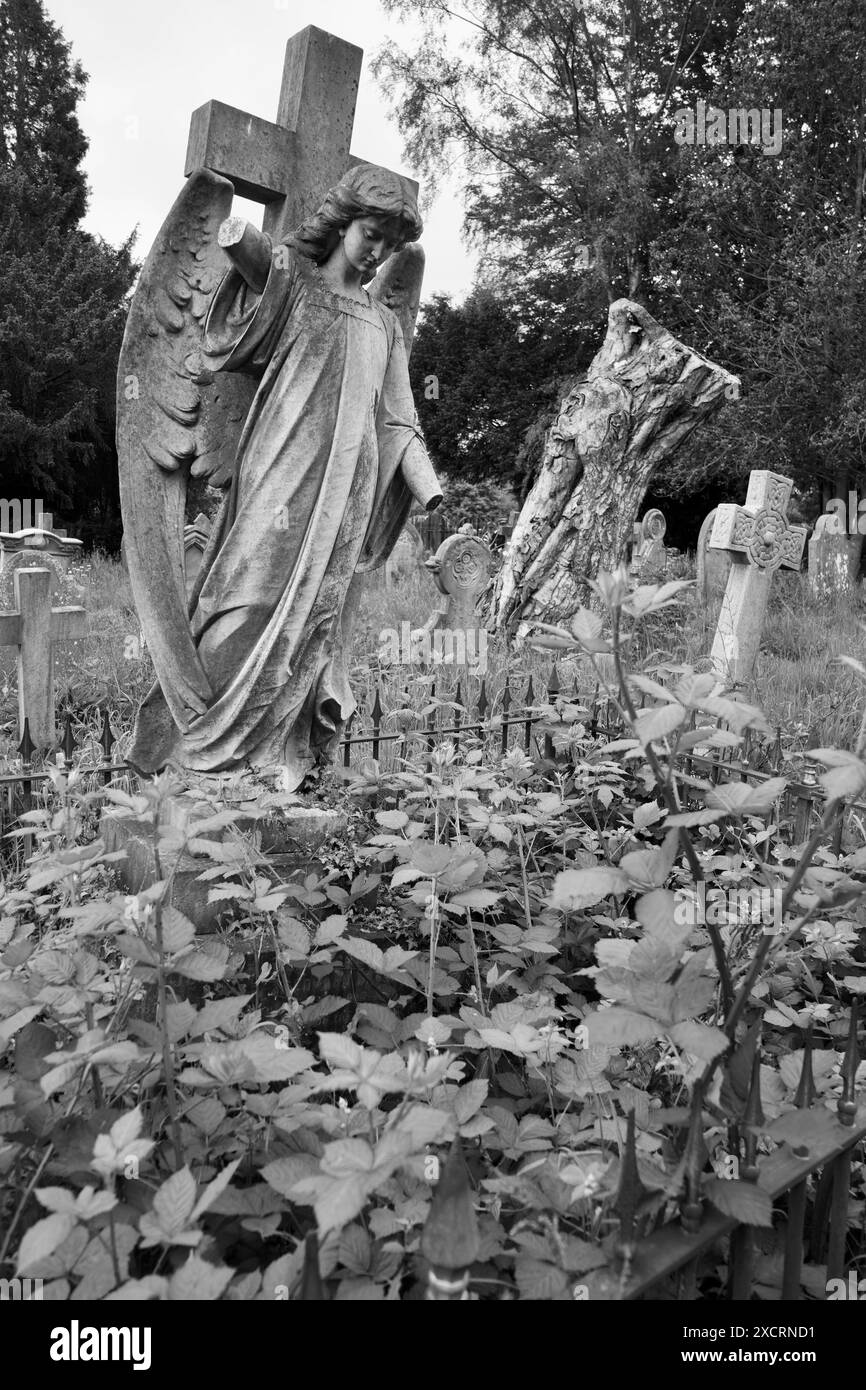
top-left (129, 242), bottom-right (426, 786)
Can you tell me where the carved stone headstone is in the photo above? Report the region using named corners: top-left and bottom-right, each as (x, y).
top-left (183, 512), bottom-right (213, 597)
top-left (708, 471), bottom-right (807, 685)
top-left (0, 527), bottom-right (83, 575)
top-left (411, 528), bottom-right (492, 672)
top-left (808, 512), bottom-right (855, 602)
top-left (631, 508), bottom-right (667, 576)
top-left (696, 507), bottom-right (732, 604)
top-left (427, 529), bottom-right (493, 630)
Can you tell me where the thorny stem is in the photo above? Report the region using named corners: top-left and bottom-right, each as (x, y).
top-left (152, 821), bottom-right (184, 1172)
top-left (609, 611), bottom-right (734, 1017)
top-left (515, 826), bottom-right (534, 931)
top-left (465, 907), bottom-right (487, 1015)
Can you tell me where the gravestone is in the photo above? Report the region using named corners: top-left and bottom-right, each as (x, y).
top-left (412, 529), bottom-right (492, 673)
top-left (183, 513), bottom-right (213, 597)
top-left (631, 508), bottom-right (668, 576)
top-left (695, 507), bottom-right (732, 604)
top-left (384, 519), bottom-right (423, 584)
top-left (708, 471), bottom-right (807, 685)
top-left (0, 527), bottom-right (83, 577)
top-left (425, 529), bottom-right (493, 631)
top-left (0, 568), bottom-right (87, 749)
top-left (808, 512), bottom-right (855, 602)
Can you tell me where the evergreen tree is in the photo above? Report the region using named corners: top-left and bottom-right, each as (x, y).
top-left (0, 0), bottom-right (136, 547)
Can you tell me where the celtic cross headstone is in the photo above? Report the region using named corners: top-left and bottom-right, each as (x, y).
top-left (708, 471), bottom-right (806, 684)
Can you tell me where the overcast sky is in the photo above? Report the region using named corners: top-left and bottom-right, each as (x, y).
top-left (46, 0), bottom-right (477, 301)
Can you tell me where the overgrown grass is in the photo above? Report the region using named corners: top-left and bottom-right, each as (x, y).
top-left (1, 551), bottom-right (864, 767)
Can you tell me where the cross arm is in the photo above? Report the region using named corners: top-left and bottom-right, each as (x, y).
top-left (50, 607), bottom-right (88, 641)
top-left (0, 613), bottom-right (21, 645)
top-left (185, 100), bottom-right (294, 204)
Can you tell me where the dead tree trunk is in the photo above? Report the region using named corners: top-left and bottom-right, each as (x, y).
top-left (490, 299), bottom-right (739, 641)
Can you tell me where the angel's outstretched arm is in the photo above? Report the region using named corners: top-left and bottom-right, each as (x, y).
top-left (218, 217), bottom-right (271, 294)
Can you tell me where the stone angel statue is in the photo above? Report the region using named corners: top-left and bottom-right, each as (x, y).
top-left (118, 164), bottom-right (442, 790)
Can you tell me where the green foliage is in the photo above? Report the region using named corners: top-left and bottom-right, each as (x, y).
top-left (1, 570), bottom-right (865, 1299)
top-left (0, 0), bottom-right (136, 545)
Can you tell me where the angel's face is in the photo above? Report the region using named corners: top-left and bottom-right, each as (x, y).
top-left (340, 215), bottom-right (402, 277)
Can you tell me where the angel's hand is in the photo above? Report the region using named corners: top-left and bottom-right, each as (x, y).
top-left (218, 217), bottom-right (271, 294)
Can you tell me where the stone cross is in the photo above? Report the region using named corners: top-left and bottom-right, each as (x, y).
top-left (185, 24), bottom-right (417, 242)
top-left (708, 471), bottom-right (806, 684)
top-left (0, 568), bottom-right (87, 749)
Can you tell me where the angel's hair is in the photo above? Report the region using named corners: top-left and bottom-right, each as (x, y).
top-left (287, 164), bottom-right (422, 263)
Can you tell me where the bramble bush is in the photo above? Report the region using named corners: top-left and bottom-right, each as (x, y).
top-left (0, 569), bottom-right (864, 1300)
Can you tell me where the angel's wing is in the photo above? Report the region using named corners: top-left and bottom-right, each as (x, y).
top-left (116, 168), bottom-right (253, 729)
top-left (367, 243), bottom-right (425, 357)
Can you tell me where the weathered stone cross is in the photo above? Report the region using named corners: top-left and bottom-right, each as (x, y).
top-left (185, 24), bottom-right (417, 241)
top-left (0, 568), bottom-right (86, 750)
top-left (708, 470), bottom-right (806, 684)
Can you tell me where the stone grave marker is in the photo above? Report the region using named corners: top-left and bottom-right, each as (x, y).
top-left (808, 512), bottom-right (855, 602)
top-left (696, 507), bottom-right (732, 604)
top-left (384, 519), bottom-right (423, 584)
top-left (412, 528), bottom-right (492, 672)
top-left (708, 471), bottom-right (806, 685)
top-left (0, 526), bottom-right (84, 582)
top-left (631, 508), bottom-right (668, 577)
top-left (184, 512), bottom-right (213, 597)
top-left (0, 568), bottom-right (87, 749)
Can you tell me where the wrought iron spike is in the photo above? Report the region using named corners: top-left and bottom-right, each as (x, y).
top-left (100, 708), bottom-right (114, 760)
top-left (420, 1138), bottom-right (480, 1297)
top-left (547, 662), bottom-right (561, 698)
top-left (740, 1050), bottom-right (764, 1182)
top-left (500, 679), bottom-right (512, 712)
top-left (794, 1025), bottom-right (816, 1109)
top-left (476, 680), bottom-right (489, 720)
top-left (453, 680), bottom-right (463, 710)
top-left (680, 1088), bottom-right (707, 1234)
top-left (297, 1230), bottom-right (326, 1300)
top-left (525, 674), bottom-right (535, 703)
top-left (614, 1109), bottom-right (650, 1262)
top-left (839, 1001), bottom-right (860, 1126)
top-left (19, 717), bottom-right (35, 764)
top-left (370, 685), bottom-right (383, 724)
top-left (61, 711), bottom-right (76, 761)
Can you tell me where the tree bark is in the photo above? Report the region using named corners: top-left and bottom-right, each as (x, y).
top-left (490, 299), bottom-right (739, 641)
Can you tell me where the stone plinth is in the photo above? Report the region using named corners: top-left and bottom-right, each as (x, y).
top-left (102, 790), bottom-right (347, 932)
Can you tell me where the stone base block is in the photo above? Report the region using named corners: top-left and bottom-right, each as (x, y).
top-left (101, 791), bottom-right (347, 933)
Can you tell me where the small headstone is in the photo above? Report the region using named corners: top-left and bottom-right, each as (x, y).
top-left (0, 527), bottom-right (83, 574)
top-left (0, 568), bottom-right (87, 749)
top-left (183, 513), bottom-right (213, 597)
top-left (708, 471), bottom-right (807, 685)
top-left (384, 520), bottom-right (424, 583)
top-left (696, 507), bottom-right (732, 603)
top-left (631, 508), bottom-right (668, 576)
top-left (808, 512), bottom-right (855, 602)
top-left (413, 528), bottom-right (492, 672)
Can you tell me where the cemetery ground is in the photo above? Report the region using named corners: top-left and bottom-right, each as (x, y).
top-left (0, 551), bottom-right (865, 1302)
